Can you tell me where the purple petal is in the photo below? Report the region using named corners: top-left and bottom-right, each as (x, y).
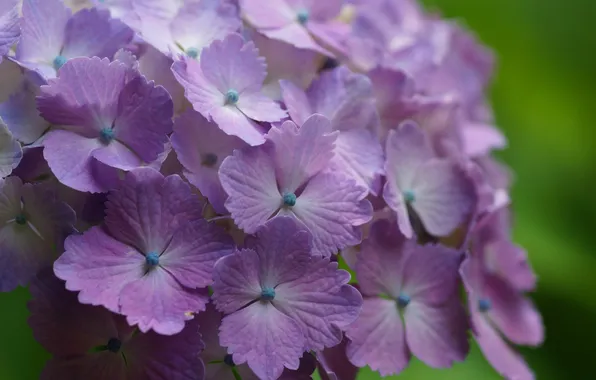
top-left (240, 0), bottom-right (295, 29)
top-left (171, 109), bottom-right (245, 214)
top-left (0, 121), bottom-right (22, 178)
top-left (160, 219), bottom-right (235, 289)
top-left (0, 0), bottom-right (20, 60)
top-left (219, 302), bottom-right (304, 380)
top-left (53, 227), bottom-right (144, 313)
top-left (41, 354), bottom-right (126, 380)
top-left (484, 239), bottom-right (536, 292)
top-left (404, 299), bottom-right (469, 368)
top-left (219, 146), bottom-right (281, 234)
top-left (274, 258), bottom-right (363, 351)
top-left (104, 168), bottom-right (203, 255)
top-left (61, 8), bottom-right (134, 59)
top-left (267, 115), bottom-right (337, 192)
top-left (462, 122), bottom-right (507, 157)
top-left (120, 268), bottom-right (209, 335)
top-left (17, 0), bottom-right (71, 65)
top-left (317, 337), bottom-right (358, 380)
top-left (345, 298), bottom-right (410, 376)
top-left (290, 171), bottom-right (372, 256)
top-left (279, 79), bottom-right (312, 126)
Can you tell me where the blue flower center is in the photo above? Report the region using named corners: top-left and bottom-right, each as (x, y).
top-left (478, 298), bottom-right (491, 312)
top-left (225, 89), bottom-right (239, 105)
top-left (397, 293), bottom-right (411, 307)
top-left (260, 287), bottom-right (276, 301)
top-left (14, 213), bottom-right (27, 225)
top-left (99, 128), bottom-right (115, 144)
top-left (282, 192), bottom-right (297, 207)
top-left (202, 153), bottom-right (218, 167)
top-left (224, 354), bottom-right (235, 367)
top-left (53, 55), bottom-right (68, 70)
top-left (186, 47), bottom-right (199, 59)
top-left (106, 338), bottom-right (122, 353)
top-left (296, 9), bottom-right (309, 24)
top-left (403, 190), bottom-right (416, 203)
top-left (145, 252), bottom-right (160, 267)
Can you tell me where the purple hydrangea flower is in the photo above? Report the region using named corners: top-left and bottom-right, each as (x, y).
top-left (137, 0), bottom-right (241, 58)
top-left (280, 66), bottom-right (384, 195)
top-left (212, 217), bottom-right (362, 380)
top-left (0, 0), bottom-right (20, 62)
top-left (461, 211), bottom-right (543, 380)
top-left (54, 167), bottom-right (235, 335)
top-left (171, 109), bottom-right (245, 215)
top-left (0, 119), bottom-right (22, 178)
top-left (28, 269), bottom-right (205, 380)
top-left (172, 33), bottom-right (287, 146)
top-left (345, 219), bottom-right (469, 375)
top-left (240, 0), bottom-right (347, 56)
top-left (37, 56), bottom-right (174, 193)
top-left (0, 176), bottom-right (75, 291)
top-left (16, 0), bottom-right (134, 78)
top-left (383, 121), bottom-right (477, 238)
top-left (0, 70), bottom-right (50, 145)
top-left (219, 114), bottom-right (373, 256)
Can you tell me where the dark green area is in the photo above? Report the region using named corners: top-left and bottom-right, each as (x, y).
top-left (1, 0), bottom-right (593, 378)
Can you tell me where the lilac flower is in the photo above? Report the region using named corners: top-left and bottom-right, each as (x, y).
top-left (0, 0), bottom-right (20, 62)
top-left (280, 66), bottom-right (383, 194)
top-left (0, 119), bottom-right (22, 178)
top-left (240, 0), bottom-right (348, 56)
top-left (137, 0), bottom-right (241, 58)
top-left (172, 33), bottom-right (287, 146)
top-left (171, 109), bottom-right (244, 215)
top-left (54, 167), bottom-right (235, 335)
top-left (219, 114), bottom-right (373, 256)
top-left (345, 219), bottom-right (469, 376)
top-left (15, 0), bottom-right (134, 78)
top-left (383, 121), bottom-right (477, 239)
top-left (28, 269), bottom-right (205, 380)
top-left (212, 217), bottom-right (362, 380)
top-left (37, 57), bottom-right (174, 193)
top-left (0, 176), bottom-right (75, 291)
top-left (0, 71), bottom-right (50, 145)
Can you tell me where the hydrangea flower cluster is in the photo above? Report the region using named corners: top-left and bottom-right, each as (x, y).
top-left (0, 0), bottom-right (543, 379)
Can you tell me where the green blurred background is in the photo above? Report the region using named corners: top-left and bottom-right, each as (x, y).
top-left (1, 0), bottom-right (594, 378)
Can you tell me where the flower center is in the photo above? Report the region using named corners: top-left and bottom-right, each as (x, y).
top-left (397, 293), bottom-right (410, 307)
top-left (145, 252), bottom-right (160, 267)
top-left (296, 9), bottom-right (309, 25)
top-left (403, 190), bottom-right (416, 203)
top-left (224, 354), bottom-right (235, 367)
top-left (186, 47), bottom-right (199, 59)
top-left (478, 298), bottom-right (491, 312)
top-left (282, 192), bottom-right (297, 207)
top-left (53, 55), bottom-right (68, 70)
top-left (99, 128), bottom-right (115, 144)
top-left (201, 153), bottom-right (218, 167)
top-left (260, 287), bottom-right (276, 301)
top-left (225, 89), bottom-right (239, 105)
top-left (14, 213), bottom-right (27, 225)
top-left (106, 337), bottom-right (122, 353)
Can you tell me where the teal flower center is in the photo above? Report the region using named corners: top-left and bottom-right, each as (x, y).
top-left (397, 293), bottom-right (410, 307)
top-left (225, 89), bottom-right (239, 105)
top-left (260, 287), bottom-right (276, 301)
top-left (186, 47), bottom-right (199, 59)
top-left (296, 9), bottom-right (309, 24)
top-left (145, 252), bottom-right (160, 267)
top-left (53, 55), bottom-right (68, 70)
top-left (403, 190), bottom-right (416, 203)
top-left (15, 213), bottom-right (27, 225)
top-left (478, 298), bottom-right (491, 312)
top-left (106, 338), bottom-right (122, 353)
top-left (202, 153), bottom-right (218, 167)
top-left (282, 192), bottom-right (297, 207)
top-left (99, 128), bottom-right (115, 144)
